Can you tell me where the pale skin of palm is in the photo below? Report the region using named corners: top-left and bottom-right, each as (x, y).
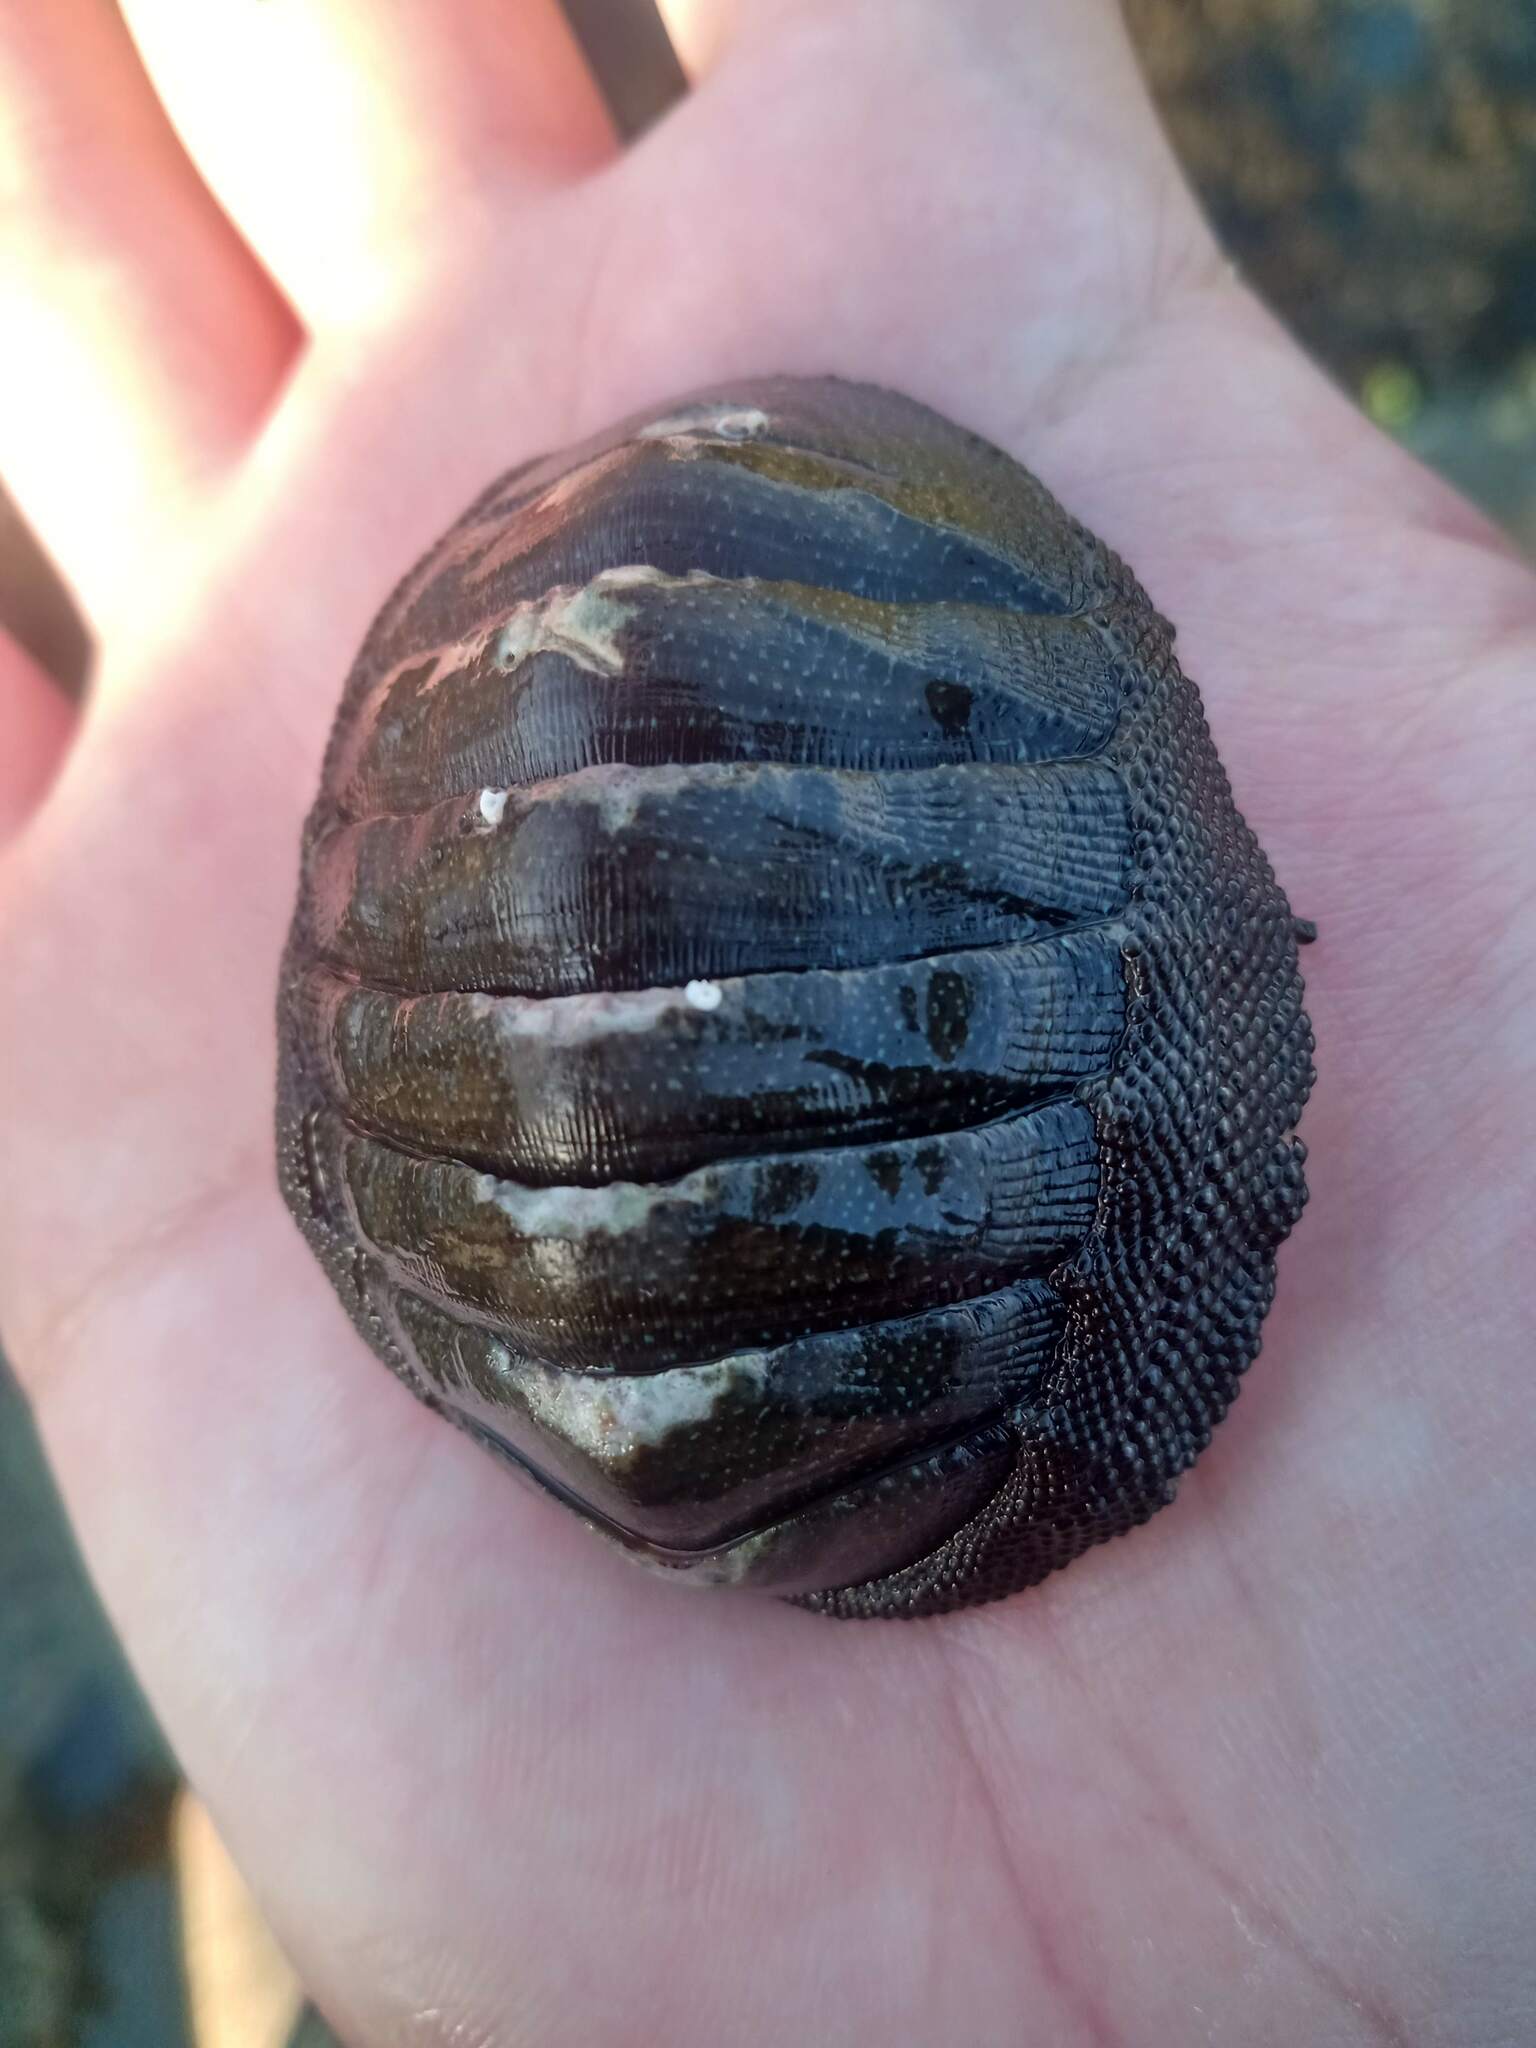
top-left (0, 2), bottom-right (1532, 2042)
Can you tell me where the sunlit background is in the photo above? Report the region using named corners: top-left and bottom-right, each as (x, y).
top-left (1, 2), bottom-right (1532, 2044)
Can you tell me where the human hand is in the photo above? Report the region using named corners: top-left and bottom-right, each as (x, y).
top-left (2, 3), bottom-right (1532, 2041)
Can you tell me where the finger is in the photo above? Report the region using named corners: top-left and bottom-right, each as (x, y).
top-left (119, 0), bottom-right (617, 328)
top-left (0, 0), bottom-right (297, 634)
top-left (0, 631), bottom-right (75, 846)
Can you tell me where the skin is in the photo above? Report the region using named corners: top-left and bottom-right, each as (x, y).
top-left (0, 2), bottom-right (1531, 2041)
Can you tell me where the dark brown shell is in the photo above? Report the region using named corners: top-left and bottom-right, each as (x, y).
top-left (276, 378), bottom-right (1314, 1618)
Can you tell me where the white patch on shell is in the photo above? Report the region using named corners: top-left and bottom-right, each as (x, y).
top-left (387, 625), bottom-right (500, 696)
top-left (575, 759), bottom-right (703, 833)
top-left (460, 980), bottom-right (731, 1045)
top-left (520, 1351), bottom-right (774, 1462)
top-left (490, 574), bottom-right (638, 678)
top-left (474, 412), bottom-right (767, 577)
top-left (470, 1171), bottom-right (707, 1239)
top-left (469, 1335), bottom-right (516, 1385)
top-left (488, 984), bottom-right (676, 1040)
top-left (465, 759), bottom-right (730, 842)
top-left (684, 979), bottom-right (724, 1013)
top-left (485, 567), bottom-right (728, 681)
top-left (596, 564), bottom-right (720, 590)
top-left (638, 406), bottom-right (770, 447)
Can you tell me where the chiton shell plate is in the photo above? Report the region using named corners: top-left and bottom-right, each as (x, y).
top-left (276, 378), bottom-right (1313, 1618)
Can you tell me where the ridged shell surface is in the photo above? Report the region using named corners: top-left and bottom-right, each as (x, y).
top-left (276, 378), bottom-right (1314, 1618)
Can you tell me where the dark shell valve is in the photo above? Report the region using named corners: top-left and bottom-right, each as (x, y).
top-left (276, 378), bottom-right (1314, 1618)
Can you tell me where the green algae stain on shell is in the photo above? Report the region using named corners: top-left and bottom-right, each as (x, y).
top-left (276, 377), bottom-right (1314, 1618)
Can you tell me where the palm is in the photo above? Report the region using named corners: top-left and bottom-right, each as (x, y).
top-left (2, 5), bottom-right (1531, 2042)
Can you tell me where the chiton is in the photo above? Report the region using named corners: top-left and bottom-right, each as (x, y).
top-left (276, 377), bottom-right (1313, 1618)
